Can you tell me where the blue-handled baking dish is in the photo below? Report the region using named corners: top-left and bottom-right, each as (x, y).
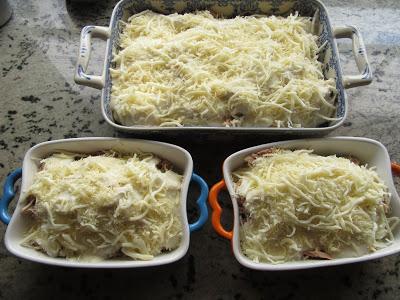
top-left (74, 0), bottom-right (372, 135)
top-left (0, 137), bottom-right (208, 268)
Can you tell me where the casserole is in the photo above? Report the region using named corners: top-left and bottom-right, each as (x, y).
top-left (74, 0), bottom-right (372, 134)
top-left (0, 138), bottom-right (209, 268)
top-left (209, 137), bottom-right (400, 270)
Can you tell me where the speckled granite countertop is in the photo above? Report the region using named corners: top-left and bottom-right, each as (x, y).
top-left (1, 0), bottom-right (400, 299)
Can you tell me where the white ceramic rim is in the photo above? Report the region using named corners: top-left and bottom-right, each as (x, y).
top-left (222, 136), bottom-right (400, 270)
top-left (4, 137), bottom-right (194, 268)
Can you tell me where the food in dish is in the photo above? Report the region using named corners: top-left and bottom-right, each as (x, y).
top-left (21, 151), bottom-right (183, 261)
top-left (232, 148), bottom-right (399, 264)
top-left (110, 10), bottom-right (337, 128)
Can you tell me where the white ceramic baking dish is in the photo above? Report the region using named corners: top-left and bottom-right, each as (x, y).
top-left (74, 0), bottom-right (372, 135)
top-left (0, 138), bottom-right (209, 268)
top-left (209, 137), bottom-right (400, 270)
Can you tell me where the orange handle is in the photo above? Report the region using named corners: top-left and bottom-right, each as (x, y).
top-left (208, 180), bottom-right (233, 240)
top-left (392, 162), bottom-right (400, 176)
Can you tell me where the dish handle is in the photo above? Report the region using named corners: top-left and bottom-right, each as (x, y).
top-left (209, 180), bottom-right (233, 240)
top-left (74, 25), bottom-right (110, 89)
top-left (0, 168), bottom-right (22, 225)
top-left (392, 162), bottom-right (400, 176)
top-left (333, 25), bottom-right (372, 89)
top-left (188, 173), bottom-right (209, 232)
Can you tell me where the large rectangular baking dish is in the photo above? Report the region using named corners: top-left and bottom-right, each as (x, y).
top-left (74, 0), bottom-right (372, 134)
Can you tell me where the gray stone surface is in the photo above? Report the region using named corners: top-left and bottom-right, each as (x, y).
top-left (1, 0), bottom-right (400, 299)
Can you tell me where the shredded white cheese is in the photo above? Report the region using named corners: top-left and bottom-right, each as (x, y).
top-left (21, 152), bottom-right (183, 261)
top-left (232, 149), bottom-right (399, 264)
top-left (110, 10), bottom-right (337, 128)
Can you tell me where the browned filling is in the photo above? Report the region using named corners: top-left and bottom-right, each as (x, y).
top-left (156, 159), bottom-right (173, 172)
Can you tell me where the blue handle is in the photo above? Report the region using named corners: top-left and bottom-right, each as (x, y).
top-left (189, 173), bottom-right (209, 232)
top-left (0, 168), bottom-right (22, 225)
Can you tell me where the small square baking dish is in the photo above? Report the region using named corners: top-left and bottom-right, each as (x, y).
top-left (0, 137), bottom-right (208, 268)
top-left (74, 0), bottom-right (372, 135)
top-left (209, 137), bottom-right (400, 270)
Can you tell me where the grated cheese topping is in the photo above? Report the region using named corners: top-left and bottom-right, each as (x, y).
top-left (232, 149), bottom-right (399, 264)
top-left (110, 10), bottom-right (337, 128)
top-left (21, 152), bottom-right (183, 261)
